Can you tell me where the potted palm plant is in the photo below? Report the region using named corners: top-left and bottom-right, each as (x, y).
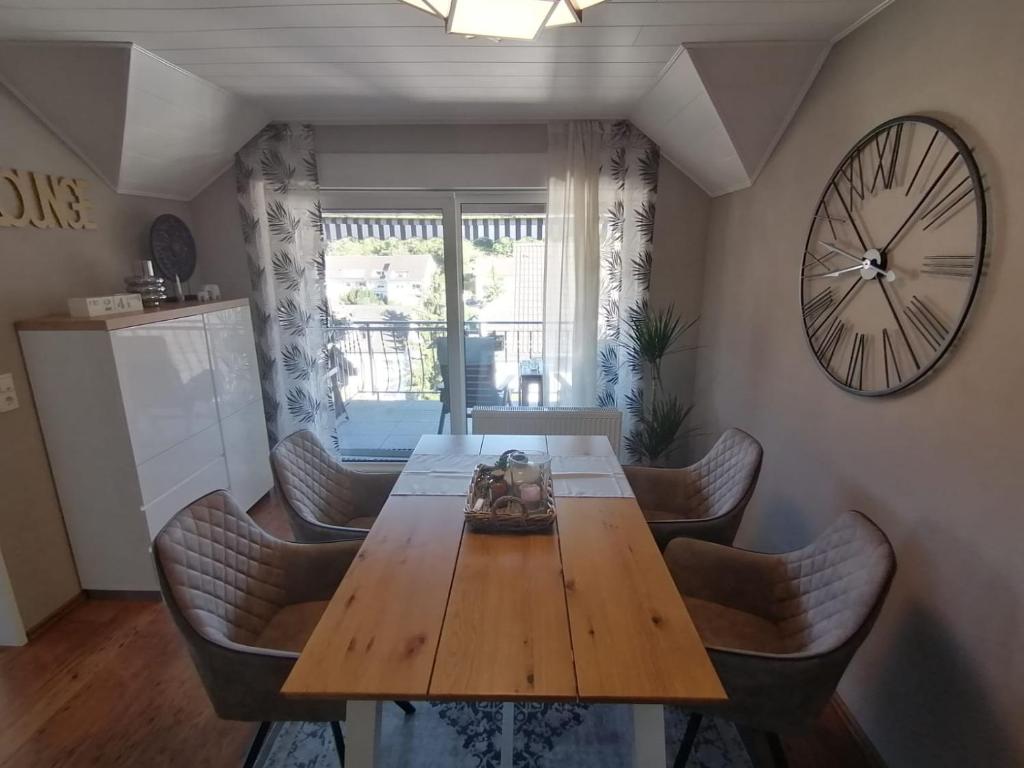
top-left (622, 299), bottom-right (697, 466)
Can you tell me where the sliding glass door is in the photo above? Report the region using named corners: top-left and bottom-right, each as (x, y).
top-left (320, 190), bottom-right (545, 459)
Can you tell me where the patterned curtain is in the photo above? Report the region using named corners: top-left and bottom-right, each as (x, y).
top-left (595, 121), bottom-right (660, 446)
top-left (235, 123), bottom-right (334, 448)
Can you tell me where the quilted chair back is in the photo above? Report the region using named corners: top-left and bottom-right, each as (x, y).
top-left (154, 490), bottom-right (288, 647)
top-left (776, 510), bottom-right (896, 655)
top-left (686, 428), bottom-right (763, 519)
top-left (271, 429), bottom-right (358, 526)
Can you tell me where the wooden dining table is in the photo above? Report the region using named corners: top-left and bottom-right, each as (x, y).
top-left (282, 434), bottom-right (726, 767)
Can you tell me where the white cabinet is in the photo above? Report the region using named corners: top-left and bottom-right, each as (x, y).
top-left (221, 399), bottom-right (273, 511)
top-left (112, 315), bottom-right (220, 464)
top-left (18, 300), bottom-right (273, 592)
top-left (205, 305), bottom-right (263, 419)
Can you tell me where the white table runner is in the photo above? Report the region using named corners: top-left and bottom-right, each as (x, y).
top-left (391, 452), bottom-right (634, 498)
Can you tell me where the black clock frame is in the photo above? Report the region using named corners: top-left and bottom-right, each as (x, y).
top-left (800, 114), bottom-right (987, 397)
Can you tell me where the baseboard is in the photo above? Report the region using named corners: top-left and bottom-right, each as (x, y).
top-left (832, 694), bottom-right (888, 767)
top-left (26, 591), bottom-right (85, 639)
top-left (83, 589), bottom-right (161, 601)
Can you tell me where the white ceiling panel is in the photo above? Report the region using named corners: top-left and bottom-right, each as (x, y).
top-left (0, 42), bottom-right (268, 199)
top-left (186, 61), bottom-right (667, 78)
top-left (157, 45), bottom-right (681, 65)
top-left (0, 1), bottom-right (878, 33)
top-left (0, 0), bottom-right (893, 150)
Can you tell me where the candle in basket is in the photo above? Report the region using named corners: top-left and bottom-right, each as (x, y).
top-left (519, 483), bottom-right (542, 505)
top-left (489, 478), bottom-right (509, 501)
top-left (509, 457), bottom-right (541, 485)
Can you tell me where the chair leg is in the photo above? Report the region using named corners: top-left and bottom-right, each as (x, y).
top-left (330, 721), bottom-right (346, 767)
top-left (436, 408), bottom-right (446, 435)
top-left (765, 732), bottom-right (789, 768)
top-left (394, 700), bottom-right (416, 715)
top-left (673, 713), bottom-right (703, 768)
top-left (242, 721), bottom-right (272, 768)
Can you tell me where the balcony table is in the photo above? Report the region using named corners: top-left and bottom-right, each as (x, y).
top-left (281, 434), bottom-right (726, 767)
top-left (518, 358), bottom-right (544, 405)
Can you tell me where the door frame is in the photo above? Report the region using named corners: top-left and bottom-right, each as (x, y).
top-left (319, 189), bottom-right (545, 436)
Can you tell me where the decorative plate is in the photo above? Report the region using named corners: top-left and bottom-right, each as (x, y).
top-left (150, 214), bottom-right (197, 282)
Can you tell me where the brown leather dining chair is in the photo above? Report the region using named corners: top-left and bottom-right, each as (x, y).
top-left (153, 490), bottom-right (414, 768)
top-left (271, 428), bottom-right (400, 542)
top-left (663, 510), bottom-right (896, 768)
top-left (624, 427), bottom-right (764, 550)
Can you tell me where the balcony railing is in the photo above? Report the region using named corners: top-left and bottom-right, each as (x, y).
top-left (327, 319), bottom-right (544, 403)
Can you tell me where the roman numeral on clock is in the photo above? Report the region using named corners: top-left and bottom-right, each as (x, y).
top-left (920, 176), bottom-right (974, 230)
top-left (870, 124), bottom-right (902, 193)
top-left (802, 286), bottom-right (834, 325)
top-left (815, 317), bottom-right (845, 369)
top-left (903, 295), bottom-right (949, 351)
top-left (845, 332), bottom-right (866, 390)
top-left (838, 153), bottom-right (865, 209)
top-left (922, 254), bottom-right (975, 277)
top-left (882, 328), bottom-right (902, 389)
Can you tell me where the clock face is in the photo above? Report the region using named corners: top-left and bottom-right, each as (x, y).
top-left (801, 115), bottom-right (986, 396)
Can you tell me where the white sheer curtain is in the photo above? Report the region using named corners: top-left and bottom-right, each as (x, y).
top-left (543, 121), bottom-right (603, 407)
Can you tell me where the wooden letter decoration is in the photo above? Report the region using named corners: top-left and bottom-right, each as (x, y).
top-left (0, 168), bottom-right (97, 230)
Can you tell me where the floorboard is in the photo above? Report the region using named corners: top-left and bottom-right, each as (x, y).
top-left (0, 497), bottom-right (877, 768)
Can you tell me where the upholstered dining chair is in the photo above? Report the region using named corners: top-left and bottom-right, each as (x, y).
top-left (153, 490), bottom-right (414, 768)
top-left (663, 510), bottom-right (896, 768)
top-left (623, 427), bottom-right (763, 550)
top-left (270, 429), bottom-right (400, 543)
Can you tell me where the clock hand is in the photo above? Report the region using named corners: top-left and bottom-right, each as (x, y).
top-left (817, 241), bottom-right (865, 265)
top-left (865, 264), bottom-right (897, 282)
top-left (815, 241), bottom-right (897, 281)
top-left (803, 264), bottom-right (864, 279)
top-left (804, 261), bottom-right (897, 282)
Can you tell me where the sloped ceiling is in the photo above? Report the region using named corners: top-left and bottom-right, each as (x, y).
top-left (0, 41), bottom-right (268, 200)
top-left (631, 42), bottom-right (830, 196)
top-left (0, 0), bottom-right (891, 123)
top-left (0, 1), bottom-right (895, 198)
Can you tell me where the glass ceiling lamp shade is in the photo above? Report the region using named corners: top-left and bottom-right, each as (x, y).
top-left (402, 0), bottom-right (607, 41)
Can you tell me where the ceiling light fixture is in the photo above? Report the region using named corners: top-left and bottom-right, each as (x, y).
top-left (400, 0), bottom-right (608, 41)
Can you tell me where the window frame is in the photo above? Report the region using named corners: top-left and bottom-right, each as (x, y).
top-left (319, 188), bottom-right (546, 439)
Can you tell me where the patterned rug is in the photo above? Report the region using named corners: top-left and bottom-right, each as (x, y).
top-left (256, 702), bottom-right (752, 768)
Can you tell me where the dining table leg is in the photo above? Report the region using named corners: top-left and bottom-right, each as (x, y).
top-left (347, 699), bottom-right (383, 768)
top-left (500, 701), bottom-right (515, 768)
top-left (632, 704), bottom-right (667, 767)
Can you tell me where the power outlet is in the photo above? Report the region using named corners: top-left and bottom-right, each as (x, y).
top-left (0, 373), bottom-right (19, 413)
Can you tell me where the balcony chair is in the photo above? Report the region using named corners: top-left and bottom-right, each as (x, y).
top-left (153, 491), bottom-right (415, 768)
top-left (664, 510), bottom-right (896, 768)
top-left (434, 335), bottom-right (510, 434)
top-left (623, 428), bottom-right (763, 550)
top-left (271, 429), bottom-right (399, 543)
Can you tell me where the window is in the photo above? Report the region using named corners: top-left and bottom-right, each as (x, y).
top-left (319, 191), bottom-right (546, 459)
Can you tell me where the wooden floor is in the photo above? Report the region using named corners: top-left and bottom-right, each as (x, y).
top-left (0, 496), bottom-right (877, 768)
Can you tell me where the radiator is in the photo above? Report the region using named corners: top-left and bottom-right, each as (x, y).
top-left (471, 406), bottom-right (622, 450)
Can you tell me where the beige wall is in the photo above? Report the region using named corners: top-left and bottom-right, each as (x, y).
top-left (190, 168), bottom-right (249, 300)
top-left (650, 158), bottom-right (711, 465)
top-left (0, 84), bottom-right (194, 630)
top-left (693, 0), bottom-right (1024, 764)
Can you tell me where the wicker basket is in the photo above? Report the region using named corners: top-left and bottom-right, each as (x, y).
top-left (464, 456), bottom-right (556, 534)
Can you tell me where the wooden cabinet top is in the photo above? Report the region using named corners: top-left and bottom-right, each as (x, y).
top-left (16, 298), bottom-right (250, 332)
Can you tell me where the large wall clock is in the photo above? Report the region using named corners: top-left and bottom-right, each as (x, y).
top-left (800, 115), bottom-right (986, 396)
